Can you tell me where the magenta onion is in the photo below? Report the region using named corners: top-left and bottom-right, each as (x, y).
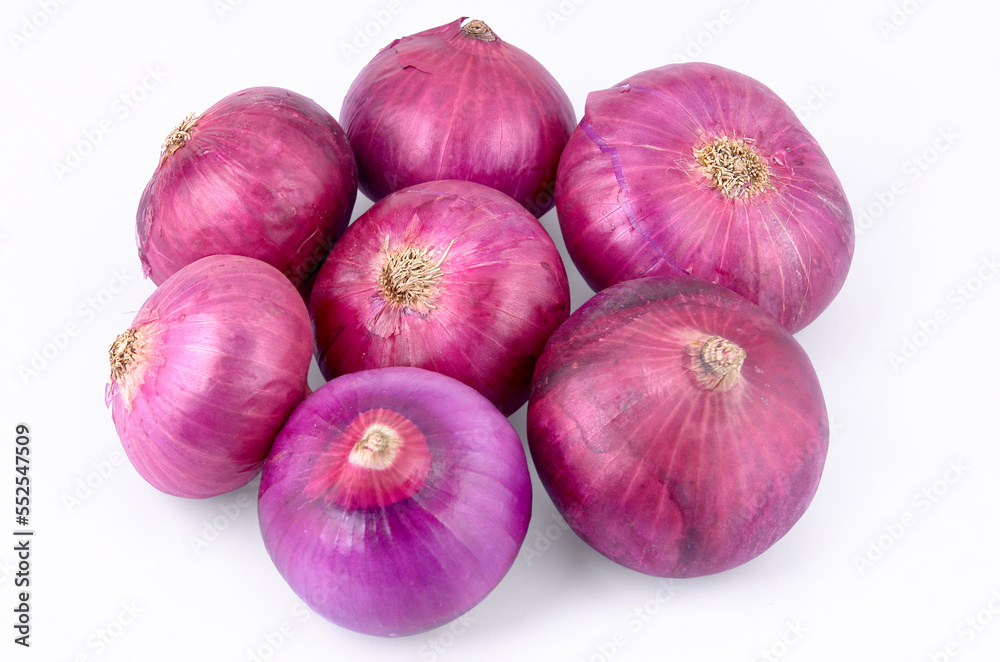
top-left (341, 18), bottom-right (576, 217)
top-left (137, 87), bottom-right (358, 294)
top-left (106, 255), bottom-right (313, 498)
top-left (310, 179), bottom-right (570, 415)
top-left (527, 275), bottom-right (828, 577)
top-left (556, 62), bottom-right (853, 332)
top-left (258, 366), bottom-right (531, 637)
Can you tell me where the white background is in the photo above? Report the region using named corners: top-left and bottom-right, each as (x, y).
top-left (2, 0), bottom-right (998, 660)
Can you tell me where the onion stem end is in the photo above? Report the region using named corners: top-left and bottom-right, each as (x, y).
top-left (689, 335), bottom-right (746, 391)
top-left (693, 137), bottom-right (772, 199)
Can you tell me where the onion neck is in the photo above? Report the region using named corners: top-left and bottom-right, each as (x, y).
top-left (109, 328), bottom-right (140, 382)
top-left (693, 137), bottom-right (772, 199)
top-left (688, 336), bottom-right (745, 392)
top-left (377, 240), bottom-right (452, 312)
top-left (161, 113), bottom-right (199, 159)
top-left (109, 323), bottom-right (155, 410)
top-left (306, 408), bottom-right (432, 509)
top-left (348, 424), bottom-right (401, 471)
top-left (461, 18), bottom-right (496, 41)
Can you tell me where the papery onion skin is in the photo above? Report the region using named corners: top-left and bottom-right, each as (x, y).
top-left (527, 276), bottom-right (829, 577)
top-left (555, 62), bottom-right (854, 332)
top-left (106, 255), bottom-right (313, 498)
top-left (341, 18), bottom-right (576, 217)
top-left (310, 179), bottom-right (570, 416)
top-left (137, 86), bottom-right (358, 295)
top-left (258, 367), bottom-right (531, 637)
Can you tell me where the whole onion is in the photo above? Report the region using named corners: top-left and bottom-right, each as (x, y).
top-left (309, 179), bottom-right (570, 415)
top-left (258, 367), bottom-right (531, 637)
top-left (527, 275), bottom-right (828, 577)
top-left (556, 62), bottom-right (853, 332)
top-left (137, 86), bottom-right (358, 295)
top-left (106, 255), bottom-right (313, 498)
top-left (341, 18), bottom-right (576, 217)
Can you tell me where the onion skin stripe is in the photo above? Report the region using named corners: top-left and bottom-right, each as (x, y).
top-left (578, 118), bottom-right (688, 275)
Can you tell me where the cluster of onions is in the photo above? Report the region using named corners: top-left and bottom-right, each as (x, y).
top-left (108, 17), bottom-right (578, 639)
top-left (525, 62), bottom-right (851, 577)
top-left (105, 15), bottom-right (852, 641)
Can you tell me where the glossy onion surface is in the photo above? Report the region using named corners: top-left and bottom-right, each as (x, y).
top-left (137, 86), bottom-right (358, 294)
top-left (259, 367), bottom-right (531, 636)
top-left (341, 18), bottom-right (576, 217)
top-left (527, 275), bottom-right (829, 577)
top-left (556, 62), bottom-right (853, 332)
top-left (310, 180), bottom-right (570, 415)
top-left (106, 255), bottom-right (313, 498)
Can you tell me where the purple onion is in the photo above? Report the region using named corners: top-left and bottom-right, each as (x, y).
top-left (258, 367), bottom-right (531, 637)
top-left (137, 86), bottom-right (358, 295)
top-left (309, 179), bottom-right (570, 415)
top-left (341, 18), bottom-right (576, 217)
top-left (527, 275), bottom-right (828, 577)
top-left (106, 255), bottom-right (313, 498)
top-left (556, 62), bottom-right (854, 332)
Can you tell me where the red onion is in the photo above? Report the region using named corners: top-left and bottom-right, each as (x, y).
top-left (309, 179), bottom-right (570, 415)
top-left (556, 62), bottom-right (854, 332)
top-left (106, 255), bottom-right (313, 498)
top-left (341, 18), bottom-right (576, 217)
top-left (258, 367), bottom-right (531, 637)
top-left (527, 275), bottom-right (828, 577)
top-left (137, 86), bottom-right (358, 295)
